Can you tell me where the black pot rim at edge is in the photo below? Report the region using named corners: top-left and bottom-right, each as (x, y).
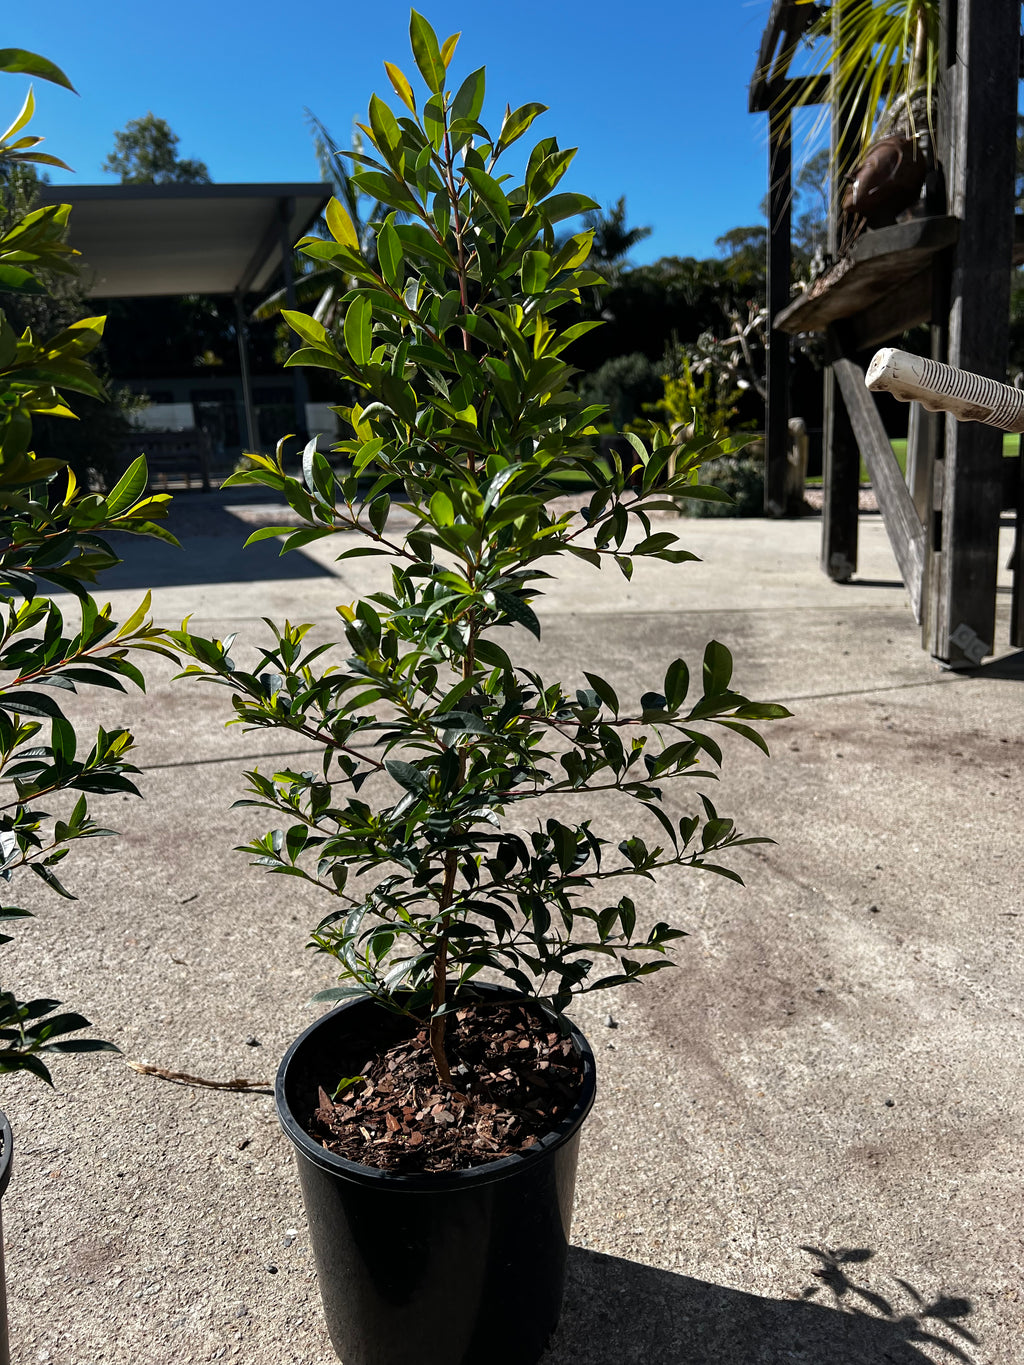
top-left (275, 989), bottom-right (597, 1192)
top-left (0, 1108), bottom-right (12, 1200)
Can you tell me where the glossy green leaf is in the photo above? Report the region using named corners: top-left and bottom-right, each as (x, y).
top-left (464, 166), bottom-right (510, 230)
top-left (0, 263), bottom-right (45, 294)
top-left (0, 49), bottom-right (76, 91)
top-left (343, 296), bottom-right (373, 365)
top-left (377, 221), bottom-right (404, 289)
top-left (702, 641), bottom-right (733, 695)
top-left (383, 61), bottom-right (416, 113)
top-left (496, 102), bottom-right (547, 152)
top-left (325, 197), bottom-right (360, 251)
top-left (409, 10), bottom-right (446, 92)
top-left (104, 455), bottom-right (148, 516)
top-left (451, 67), bottom-right (486, 124)
top-left (521, 250), bottom-right (550, 294)
top-left (492, 590), bottom-right (540, 638)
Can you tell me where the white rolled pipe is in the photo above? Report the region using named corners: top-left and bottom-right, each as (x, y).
top-left (866, 347), bottom-right (1024, 433)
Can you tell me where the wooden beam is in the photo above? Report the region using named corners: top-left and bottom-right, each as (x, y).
top-left (774, 216), bottom-right (959, 334)
top-left (750, 73), bottom-right (831, 116)
top-left (748, 2), bottom-right (825, 112)
top-left (833, 353), bottom-right (927, 619)
top-left (765, 108), bottom-right (792, 517)
top-left (926, 0), bottom-right (1019, 665)
top-left (845, 268), bottom-right (934, 350)
top-left (820, 0), bottom-right (867, 586)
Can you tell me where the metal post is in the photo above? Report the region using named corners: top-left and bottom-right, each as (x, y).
top-left (234, 290), bottom-right (260, 455)
top-left (280, 198), bottom-right (310, 447)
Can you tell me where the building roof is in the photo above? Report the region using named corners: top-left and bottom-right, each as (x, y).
top-left (36, 182), bottom-right (333, 298)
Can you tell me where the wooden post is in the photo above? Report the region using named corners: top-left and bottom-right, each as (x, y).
top-left (821, 0), bottom-right (863, 581)
top-left (905, 401), bottom-right (936, 522)
top-left (764, 105), bottom-right (792, 517)
top-left (926, 0), bottom-right (1018, 664)
top-left (822, 330), bottom-right (860, 580)
top-left (1011, 420), bottom-right (1024, 649)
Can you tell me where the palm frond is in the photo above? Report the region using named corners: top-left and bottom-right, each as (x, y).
top-left (776, 0), bottom-right (940, 161)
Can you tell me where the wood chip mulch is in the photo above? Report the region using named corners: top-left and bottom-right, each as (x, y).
top-left (311, 1000), bottom-right (584, 1174)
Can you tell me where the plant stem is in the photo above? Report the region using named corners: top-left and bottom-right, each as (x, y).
top-left (429, 850), bottom-right (457, 1087)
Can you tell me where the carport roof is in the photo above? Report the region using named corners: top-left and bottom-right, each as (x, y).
top-left (36, 182), bottom-right (333, 298)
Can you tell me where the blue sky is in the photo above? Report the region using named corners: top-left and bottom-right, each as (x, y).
top-left (9, 0), bottom-right (788, 265)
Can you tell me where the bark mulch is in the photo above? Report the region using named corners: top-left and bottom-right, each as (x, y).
top-left (311, 999), bottom-right (584, 1174)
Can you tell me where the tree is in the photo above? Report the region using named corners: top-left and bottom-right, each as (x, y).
top-left (0, 51), bottom-right (176, 1081)
top-left (581, 195), bottom-right (651, 283)
top-left (101, 113), bottom-right (210, 184)
top-left (715, 225), bottom-right (767, 296)
top-left (171, 13), bottom-right (786, 1100)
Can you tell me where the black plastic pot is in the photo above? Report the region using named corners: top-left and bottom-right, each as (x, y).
top-left (0, 1109), bottom-right (12, 1365)
top-left (275, 986), bottom-right (596, 1365)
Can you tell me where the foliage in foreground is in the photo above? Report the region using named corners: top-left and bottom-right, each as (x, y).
top-left (0, 52), bottom-right (175, 1081)
top-left (172, 12), bottom-right (789, 1084)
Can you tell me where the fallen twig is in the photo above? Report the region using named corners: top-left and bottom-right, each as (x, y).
top-left (126, 1060), bottom-right (272, 1094)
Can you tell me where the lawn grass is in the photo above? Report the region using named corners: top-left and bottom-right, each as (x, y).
top-left (807, 434), bottom-right (1020, 487)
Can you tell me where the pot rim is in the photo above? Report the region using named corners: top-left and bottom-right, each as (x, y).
top-left (275, 987), bottom-right (596, 1191)
top-left (0, 1107), bottom-right (12, 1200)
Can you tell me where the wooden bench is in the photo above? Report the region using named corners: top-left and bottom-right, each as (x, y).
top-left (117, 428), bottom-right (212, 491)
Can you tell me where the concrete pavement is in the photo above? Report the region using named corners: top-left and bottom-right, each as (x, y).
top-left (2, 493), bottom-right (1021, 1364)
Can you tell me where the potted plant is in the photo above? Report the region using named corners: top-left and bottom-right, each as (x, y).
top-left (777, 0), bottom-right (941, 242)
top-left (0, 49), bottom-right (176, 1364)
top-left (172, 13), bottom-right (789, 1363)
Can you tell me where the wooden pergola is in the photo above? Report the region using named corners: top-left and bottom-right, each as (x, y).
top-left (750, 0), bottom-right (1022, 666)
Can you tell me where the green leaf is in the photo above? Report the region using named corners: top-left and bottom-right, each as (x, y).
top-left (385, 759), bottom-right (429, 794)
top-left (343, 296), bottom-right (372, 365)
top-left (451, 67), bottom-right (486, 124)
top-left (474, 638), bottom-right (512, 672)
top-left (492, 590), bottom-right (540, 639)
top-left (282, 309), bottom-right (329, 347)
top-left (537, 191), bottom-right (600, 223)
top-left (527, 148), bottom-right (576, 203)
top-left (496, 103), bottom-right (547, 153)
top-left (429, 489), bottom-right (454, 526)
top-left (105, 455), bottom-right (147, 516)
top-left (331, 1074), bottom-right (365, 1100)
top-left (521, 251), bottom-right (551, 295)
top-left (409, 10), bottom-right (446, 92)
top-left (310, 985), bottom-right (371, 1004)
top-left (464, 166), bottom-right (511, 231)
top-left (384, 62), bottom-right (416, 113)
top-left (378, 221), bottom-right (404, 289)
top-left (582, 671), bottom-right (619, 715)
top-left (0, 263), bottom-right (45, 294)
top-left (0, 49), bottom-right (76, 91)
top-left (368, 93), bottom-right (402, 160)
top-left (702, 640), bottom-right (733, 695)
top-left (664, 659), bottom-right (689, 710)
top-left (325, 197), bottom-right (360, 251)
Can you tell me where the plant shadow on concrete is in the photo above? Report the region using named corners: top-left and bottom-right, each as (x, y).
top-left (543, 1245), bottom-right (977, 1365)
